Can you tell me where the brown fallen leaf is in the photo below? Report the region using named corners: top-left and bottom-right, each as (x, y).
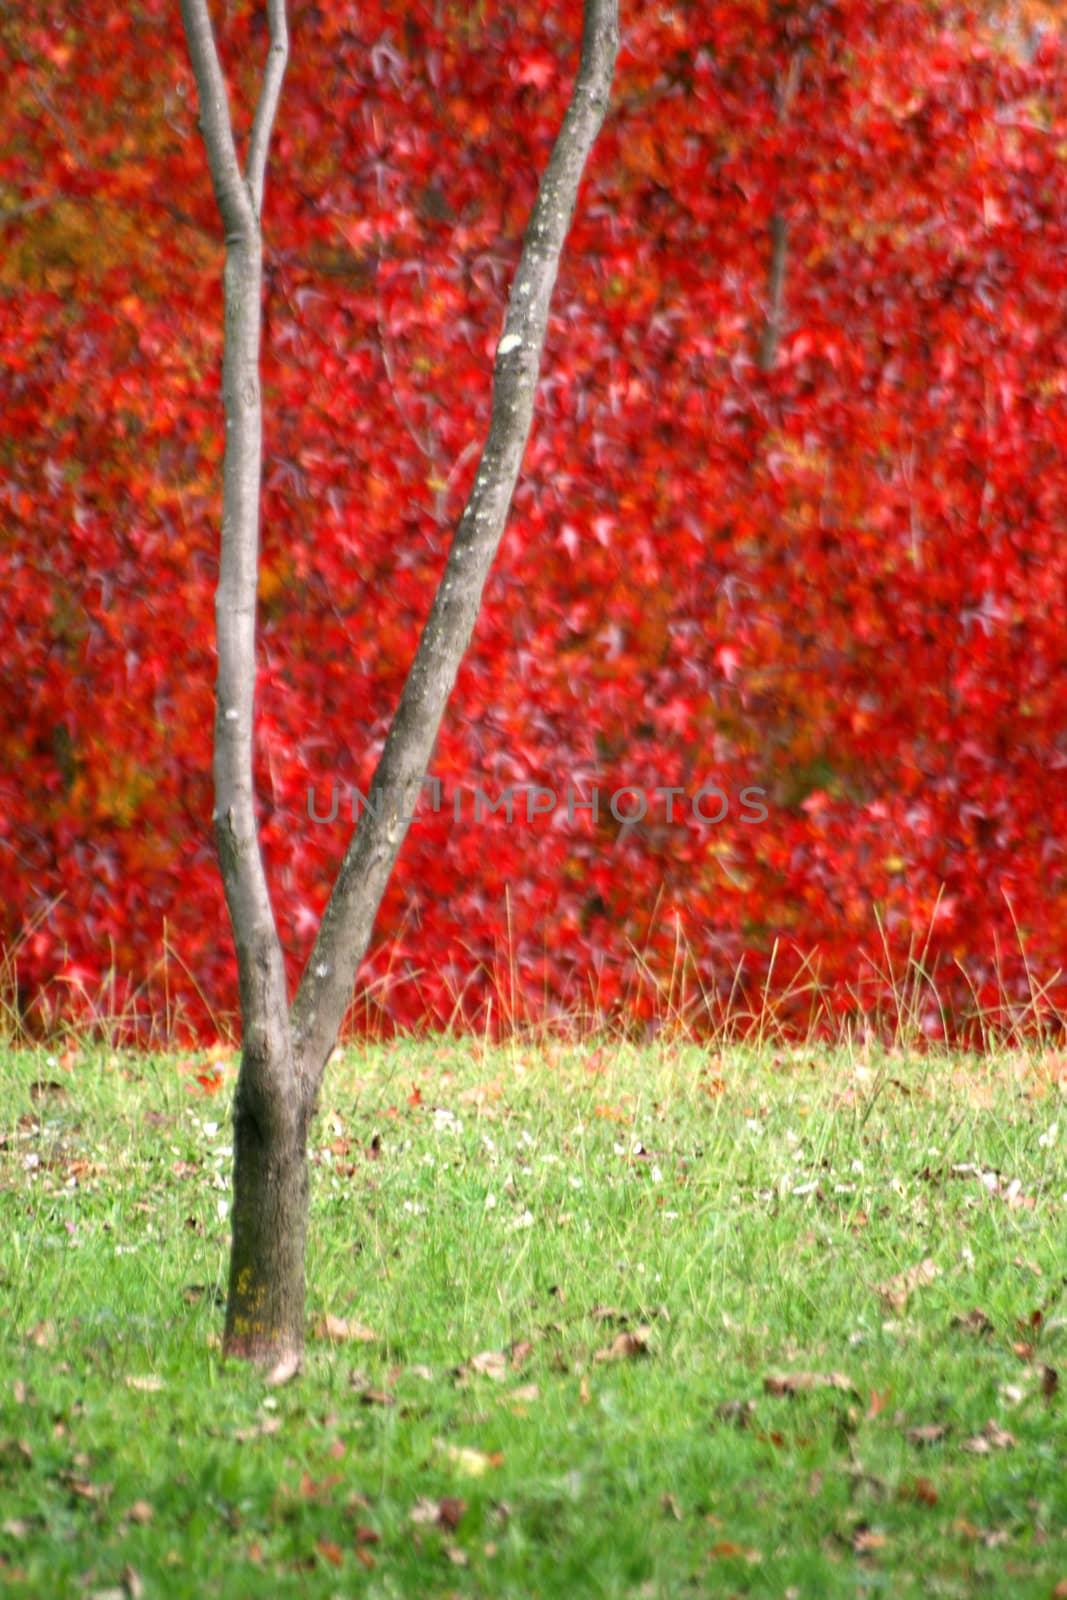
top-left (126, 1500), bottom-right (154, 1525)
top-left (1041, 1365), bottom-right (1059, 1404)
top-left (708, 1539), bottom-right (762, 1563)
top-left (349, 1375), bottom-right (394, 1407)
top-left (866, 1388), bottom-right (891, 1419)
top-left (508, 1339), bottom-right (535, 1370)
top-left (899, 1477), bottom-right (938, 1506)
top-left (905, 1424), bottom-right (947, 1447)
top-left (233, 1415), bottom-right (282, 1441)
top-left (716, 1397), bottom-right (758, 1427)
top-left (764, 1371), bottom-right (856, 1397)
top-left (590, 1306), bottom-right (627, 1324)
top-left (872, 1258), bottom-right (939, 1313)
top-left (594, 1327), bottom-right (653, 1364)
top-left (316, 1537), bottom-right (343, 1568)
top-left (63, 1474), bottom-right (112, 1502)
top-left (852, 1527), bottom-right (888, 1554)
top-left (951, 1308), bottom-right (994, 1337)
top-left (510, 1383), bottom-right (540, 1405)
top-left (468, 1350), bottom-right (507, 1380)
top-left (411, 1495), bottom-right (467, 1529)
top-left (961, 1420), bottom-right (1015, 1454)
top-left (313, 1314), bottom-right (377, 1345)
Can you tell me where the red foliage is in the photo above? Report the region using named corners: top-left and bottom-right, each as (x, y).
top-left (2, 0), bottom-right (1066, 1042)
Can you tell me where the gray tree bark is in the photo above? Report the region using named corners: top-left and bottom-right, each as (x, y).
top-left (179, 0), bottom-right (618, 1373)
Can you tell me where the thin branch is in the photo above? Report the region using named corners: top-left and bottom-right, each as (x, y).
top-left (757, 52), bottom-right (802, 373)
top-left (247, 0), bottom-right (289, 215)
top-left (758, 210), bottom-right (788, 372)
top-left (178, 0), bottom-right (250, 235)
top-left (290, 0), bottom-right (620, 1084)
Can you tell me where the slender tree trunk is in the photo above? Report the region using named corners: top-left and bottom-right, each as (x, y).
top-left (758, 209), bottom-right (788, 372)
top-left (180, 0), bottom-right (618, 1372)
top-left (224, 1070), bottom-right (310, 1373)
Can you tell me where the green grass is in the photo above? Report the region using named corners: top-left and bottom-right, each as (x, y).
top-left (0, 1038), bottom-right (1064, 1597)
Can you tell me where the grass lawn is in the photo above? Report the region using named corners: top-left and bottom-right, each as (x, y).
top-left (0, 1037), bottom-right (1064, 1597)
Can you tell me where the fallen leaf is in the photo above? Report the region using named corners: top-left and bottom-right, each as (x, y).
top-left (590, 1305), bottom-right (627, 1324)
top-left (852, 1527), bottom-right (888, 1553)
top-left (509, 1339), bottom-right (535, 1370)
top-left (905, 1424), bottom-right (947, 1447)
top-left (313, 1314), bottom-right (376, 1345)
top-left (468, 1350), bottom-right (507, 1380)
top-left (435, 1440), bottom-right (502, 1477)
top-left (867, 1388), bottom-right (891, 1418)
top-left (316, 1538), bottom-right (343, 1568)
top-left (233, 1416), bottom-right (282, 1441)
top-left (716, 1397), bottom-right (757, 1427)
top-left (961, 1420), bottom-right (1015, 1454)
top-left (510, 1383), bottom-right (540, 1404)
top-left (764, 1371), bottom-right (856, 1396)
top-left (349, 1375), bottom-right (394, 1406)
top-left (126, 1500), bottom-right (154, 1525)
top-left (63, 1475), bottom-right (112, 1502)
top-left (951, 1308), bottom-right (993, 1336)
top-left (124, 1375), bottom-right (165, 1393)
top-left (899, 1477), bottom-right (938, 1506)
top-left (594, 1327), bottom-right (653, 1363)
top-left (1041, 1365), bottom-right (1059, 1404)
top-left (411, 1495), bottom-right (467, 1528)
top-left (873, 1258), bottom-right (939, 1313)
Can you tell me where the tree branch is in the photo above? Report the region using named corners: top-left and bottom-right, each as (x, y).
top-left (247, 0), bottom-right (289, 215)
top-left (757, 51), bottom-right (802, 373)
top-left (178, 0), bottom-right (251, 237)
top-left (758, 209), bottom-right (788, 372)
top-left (290, 0), bottom-right (620, 1086)
top-left (181, 0), bottom-right (292, 1120)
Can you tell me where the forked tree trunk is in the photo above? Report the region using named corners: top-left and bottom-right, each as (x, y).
top-left (179, 0), bottom-right (618, 1372)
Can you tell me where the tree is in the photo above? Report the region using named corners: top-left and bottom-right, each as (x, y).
top-left (177, 0), bottom-right (619, 1372)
